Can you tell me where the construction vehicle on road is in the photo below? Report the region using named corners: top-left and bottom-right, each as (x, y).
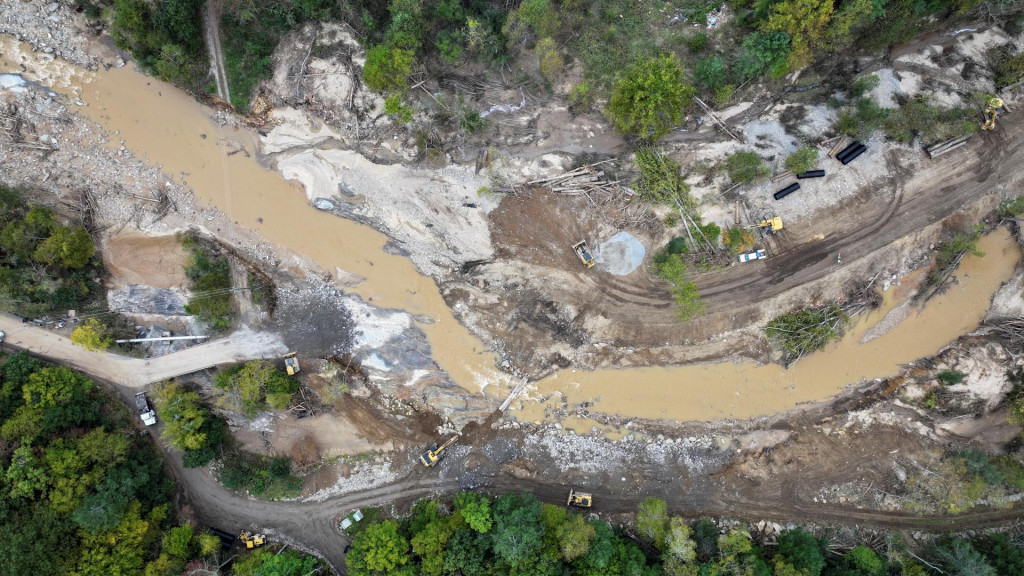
top-left (567, 489), bottom-right (593, 508)
top-left (983, 97), bottom-right (1004, 131)
top-left (758, 217), bottom-right (783, 234)
top-left (572, 240), bottom-right (595, 268)
top-left (239, 531), bottom-right (266, 549)
top-left (420, 436), bottom-right (459, 467)
top-left (283, 352), bottom-right (300, 375)
top-left (135, 392), bottom-right (156, 426)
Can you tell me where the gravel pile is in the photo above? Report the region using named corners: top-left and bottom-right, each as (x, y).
top-left (0, 0), bottom-right (95, 68)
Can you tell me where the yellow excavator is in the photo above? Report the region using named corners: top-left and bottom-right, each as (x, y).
top-left (982, 97), bottom-right (1004, 131)
top-left (420, 436), bottom-right (459, 467)
top-left (758, 217), bottom-right (783, 234)
top-left (239, 531), bottom-right (266, 549)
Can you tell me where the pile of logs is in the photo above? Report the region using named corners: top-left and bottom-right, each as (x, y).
top-left (526, 159), bottom-right (634, 197)
top-left (926, 134), bottom-right (973, 159)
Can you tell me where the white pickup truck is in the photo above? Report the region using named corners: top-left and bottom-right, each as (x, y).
top-left (135, 392), bottom-right (157, 426)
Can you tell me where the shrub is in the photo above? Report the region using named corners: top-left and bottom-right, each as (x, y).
top-left (568, 82), bottom-right (594, 114)
top-left (714, 84), bottom-right (736, 108)
top-left (181, 234), bottom-right (234, 332)
top-left (785, 147), bottom-right (819, 174)
top-left (994, 51), bottom-right (1024, 89)
top-left (607, 54), bottom-right (695, 142)
top-left (736, 31), bottom-right (791, 80)
top-left (725, 151), bottom-right (769, 184)
top-left (363, 45), bottom-right (415, 93)
top-left (723, 227), bottom-right (756, 254)
top-left (384, 94), bottom-right (414, 123)
top-left (836, 97), bottom-right (889, 140)
top-left (694, 56), bottom-right (727, 91)
top-left (883, 98), bottom-right (978, 146)
top-left (937, 370), bottom-right (966, 385)
top-left (849, 74), bottom-right (880, 98)
top-left (686, 33), bottom-right (708, 53)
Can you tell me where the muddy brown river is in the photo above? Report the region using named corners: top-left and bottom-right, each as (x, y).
top-left (3, 37), bottom-right (1020, 425)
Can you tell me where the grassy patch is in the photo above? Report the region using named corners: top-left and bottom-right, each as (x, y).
top-left (180, 233), bottom-right (235, 332)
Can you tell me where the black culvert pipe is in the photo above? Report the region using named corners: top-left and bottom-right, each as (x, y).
top-left (841, 144), bottom-right (867, 165)
top-left (774, 182), bottom-right (801, 200)
top-left (836, 141), bottom-right (862, 162)
top-left (797, 169), bottom-right (826, 179)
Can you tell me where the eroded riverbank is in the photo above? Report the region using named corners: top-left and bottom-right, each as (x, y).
top-left (2, 34), bottom-right (1021, 428)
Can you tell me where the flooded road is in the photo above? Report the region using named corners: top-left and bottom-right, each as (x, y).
top-left (3, 37), bottom-right (1020, 424)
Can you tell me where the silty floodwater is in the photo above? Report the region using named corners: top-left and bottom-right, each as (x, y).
top-left (3, 36), bottom-right (1019, 424)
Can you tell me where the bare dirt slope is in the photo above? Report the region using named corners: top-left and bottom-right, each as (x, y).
top-left (0, 314), bottom-right (286, 385)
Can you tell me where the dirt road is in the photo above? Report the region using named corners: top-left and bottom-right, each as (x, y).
top-left (0, 314), bottom-right (286, 386)
top-left (482, 115), bottom-right (1024, 357)
top-left (203, 0), bottom-right (231, 103)
top-left (169, 447), bottom-right (1024, 574)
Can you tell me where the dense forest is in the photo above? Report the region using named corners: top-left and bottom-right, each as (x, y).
top-left (0, 185), bottom-right (102, 319)
top-left (78, 0), bottom-right (1024, 114)
top-left (345, 492), bottom-right (1024, 576)
top-left (0, 351), bottom-right (322, 575)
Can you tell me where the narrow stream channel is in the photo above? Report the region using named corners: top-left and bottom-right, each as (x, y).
top-left (3, 37), bottom-right (1019, 425)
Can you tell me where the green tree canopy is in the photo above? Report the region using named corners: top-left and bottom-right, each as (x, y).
top-left (71, 319), bottom-right (114, 352)
top-left (33, 225), bottom-right (95, 270)
top-left (347, 520), bottom-right (411, 575)
top-left (363, 45), bottom-right (415, 93)
top-left (454, 491), bottom-right (493, 533)
top-left (777, 528), bottom-right (825, 576)
top-left (636, 497), bottom-right (669, 548)
top-left (491, 492), bottom-right (544, 567)
top-left (607, 54), bottom-right (694, 143)
top-left (153, 382), bottom-right (208, 451)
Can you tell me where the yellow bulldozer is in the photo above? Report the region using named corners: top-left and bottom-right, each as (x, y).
top-left (239, 531), bottom-right (265, 549)
top-left (982, 97), bottom-right (1004, 131)
top-left (283, 352), bottom-right (300, 375)
top-left (758, 217), bottom-right (783, 234)
top-left (567, 489), bottom-right (593, 508)
top-left (572, 240), bottom-right (595, 268)
top-left (420, 436), bottom-right (459, 467)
